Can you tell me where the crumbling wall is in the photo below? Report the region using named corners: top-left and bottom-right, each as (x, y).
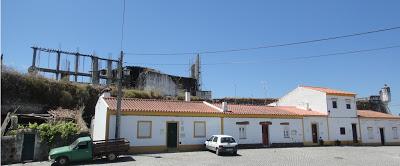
top-left (1, 135), bottom-right (21, 164)
top-left (137, 71), bottom-right (178, 96)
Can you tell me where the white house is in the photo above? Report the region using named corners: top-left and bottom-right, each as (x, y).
top-left (92, 93), bottom-right (324, 153)
top-left (274, 85), bottom-right (400, 145)
top-left (92, 85), bottom-right (400, 153)
top-left (357, 110), bottom-right (400, 145)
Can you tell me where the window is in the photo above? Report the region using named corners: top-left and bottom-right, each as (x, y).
top-left (346, 99), bottom-right (351, 109)
top-left (393, 127), bottom-right (398, 139)
top-left (367, 127), bottom-right (373, 139)
top-left (212, 137), bottom-right (218, 142)
top-left (221, 137), bottom-right (236, 143)
top-left (282, 125), bottom-right (290, 138)
top-left (340, 127), bottom-right (346, 135)
top-left (239, 126), bottom-right (246, 139)
top-left (137, 121), bottom-right (152, 138)
top-left (193, 121), bottom-right (206, 138)
top-left (332, 100), bottom-right (337, 109)
top-left (77, 142), bottom-right (88, 149)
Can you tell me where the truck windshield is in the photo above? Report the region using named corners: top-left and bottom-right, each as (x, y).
top-left (70, 139), bottom-right (80, 149)
top-left (221, 137), bottom-right (236, 143)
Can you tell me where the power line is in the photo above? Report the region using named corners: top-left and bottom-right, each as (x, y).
top-left (128, 44), bottom-right (400, 66)
top-left (125, 26), bottom-right (400, 56)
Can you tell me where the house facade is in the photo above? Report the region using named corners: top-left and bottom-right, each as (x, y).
top-left (92, 86), bottom-right (400, 153)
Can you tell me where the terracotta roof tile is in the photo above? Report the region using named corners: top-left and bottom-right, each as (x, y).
top-left (103, 97), bottom-right (326, 117)
top-left (213, 104), bottom-right (325, 116)
top-left (300, 86), bottom-right (356, 96)
top-left (104, 97), bottom-right (219, 114)
top-left (357, 110), bottom-right (400, 119)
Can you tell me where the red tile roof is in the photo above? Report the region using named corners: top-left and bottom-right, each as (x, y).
top-left (300, 86), bottom-right (356, 96)
top-left (213, 104), bottom-right (326, 116)
top-left (357, 110), bottom-right (400, 119)
top-left (103, 97), bottom-right (220, 114)
top-left (103, 97), bottom-right (326, 117)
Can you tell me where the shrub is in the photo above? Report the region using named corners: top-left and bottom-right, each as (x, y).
top-left (27, 122), bottom-right (79, 146)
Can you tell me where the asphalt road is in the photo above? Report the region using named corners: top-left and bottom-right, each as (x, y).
top-left (7, 146), bottom-right (400, 166)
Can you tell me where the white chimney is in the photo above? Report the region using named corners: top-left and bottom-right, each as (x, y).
top-left (222, 102), bottom-right (228, 112)
top-left (185, 92), bottom-right (191, 102)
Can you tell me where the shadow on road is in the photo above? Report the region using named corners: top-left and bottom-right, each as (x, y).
top-left (51, 156), bottom-right (136, 166)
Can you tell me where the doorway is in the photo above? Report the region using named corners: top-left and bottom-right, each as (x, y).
top-left (21, 134), bottom-right (35, 161)
top-left (167, 122), bottom-right (178, 149)
top-left (261, 125), bottom-right (269, 146)
top-left (352, 124), bottom-right (358, 143)
top-left (379, 128), bottom-right (385, 145)
top-left (311, 124), bottom-right (318, 143)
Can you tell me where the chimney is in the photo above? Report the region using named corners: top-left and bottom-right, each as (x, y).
top-left (185, 92), bottom-right (191, 102)
top-left (222, 102), bottom-right (228, 112)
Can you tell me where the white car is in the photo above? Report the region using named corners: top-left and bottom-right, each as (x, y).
top-left (205, 135), bottom-right (238, 155)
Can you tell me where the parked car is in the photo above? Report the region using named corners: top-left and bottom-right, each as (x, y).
top-left (49, 136), bottom-right (130, 166)
top-left (205, 135), bottom-right (238, 155)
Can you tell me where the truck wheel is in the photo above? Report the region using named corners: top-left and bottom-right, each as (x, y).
top-left (107, 153), bottom-right (117, 161)
top-left (56, 156), bottom-right (69, 166)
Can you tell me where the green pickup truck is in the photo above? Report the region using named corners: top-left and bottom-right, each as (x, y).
top-left (49, 137), bottom-right (130, 165)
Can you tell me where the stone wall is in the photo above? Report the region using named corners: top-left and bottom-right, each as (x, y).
top-left (1, 130), bottom-right (49, 164)
top-left (1, 134), bottom-right (23, 164)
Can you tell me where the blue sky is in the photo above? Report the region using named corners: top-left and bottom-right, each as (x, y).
top-left (2, 0), bottom-right (400, 114)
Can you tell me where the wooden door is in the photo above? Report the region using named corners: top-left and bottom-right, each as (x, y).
top-left (379, 128), bottom-right (385, 145)
top-left (352, 124), bottom-right (358, 143)
top-left (167, 122), bottom-right (178, 148)
top-left (262, 125), bottom-right (269, 146)
top-left (311, 124), bottom-right (318, 143)
top-left (21, 134), bottom-right (35, 161)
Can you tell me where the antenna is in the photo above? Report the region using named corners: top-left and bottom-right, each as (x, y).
top-left (261, 81), bottom-right (268, 105)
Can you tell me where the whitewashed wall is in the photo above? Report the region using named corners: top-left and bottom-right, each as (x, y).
top-left (223, 118), bottom-right (303, 144)
top-left (327, 118), bottom-right (359, 141)
top-left (276, 87), bottom-right (327, 114)
top-left (359, 118), bottom-right (400, 144)
top-left (108, 115), bottom-right (221, 146)
top-left (303, 117), bottom-right (329, 142)
top-left (326, 95), bottom-right (357, 118)
top-left (92, 97), bottom-right (108, 140)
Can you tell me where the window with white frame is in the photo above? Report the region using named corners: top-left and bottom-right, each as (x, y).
top-left (332, 99), bottom-right (338, 109)
top-left (193, 121), bottom-right (206, 137)
top-left (283, 126), bottom-right (290, 138)
top-left (137, 121), bottom-right (152, 138)
top-left (367, 127), bottom-right (373, 139)
top-left (239, 126), bottom-right (246, 139)
top-left (345, 99), bottom-right (351, 109)
top-left (393, 127), bottom-right (398, 139)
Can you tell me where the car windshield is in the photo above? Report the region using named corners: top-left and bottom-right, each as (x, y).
top-left (221, 137), bottom-right (236, 143)
top-left (69, 139), bottom-right (80, 149)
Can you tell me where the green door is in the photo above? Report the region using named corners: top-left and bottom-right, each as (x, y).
top-left (21, 134), bottom-right (35, 161)
top-left (167, 123), bottom-right (178, 148)
top-left (72, 141), bottom-right (92, 161)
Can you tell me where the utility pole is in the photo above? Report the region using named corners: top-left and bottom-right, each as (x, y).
top-left (115, 50), bottom-right (124, 139)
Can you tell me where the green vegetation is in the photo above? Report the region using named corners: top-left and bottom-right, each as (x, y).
top-left (1, 69), bottom-right (101, 122)
top-left (6, 122), bottom-right (79, 146)
top-left (114, 89), bottom-right (163, 99)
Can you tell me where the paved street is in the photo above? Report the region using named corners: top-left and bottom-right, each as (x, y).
top-left (8, 146), bottom-right (400, 166)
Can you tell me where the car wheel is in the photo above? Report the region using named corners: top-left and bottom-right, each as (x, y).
top-left (233, 150), bottom-right (237, 155)
top-left (107, 153), bottom-right (117, 161)
top-left (216, 148), bottom-right (220, 156)
top-left (56, 156), bottom-right (69, 166)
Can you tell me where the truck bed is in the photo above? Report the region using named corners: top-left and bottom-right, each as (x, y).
top-left (92, 138), bottom-right (130, 157)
